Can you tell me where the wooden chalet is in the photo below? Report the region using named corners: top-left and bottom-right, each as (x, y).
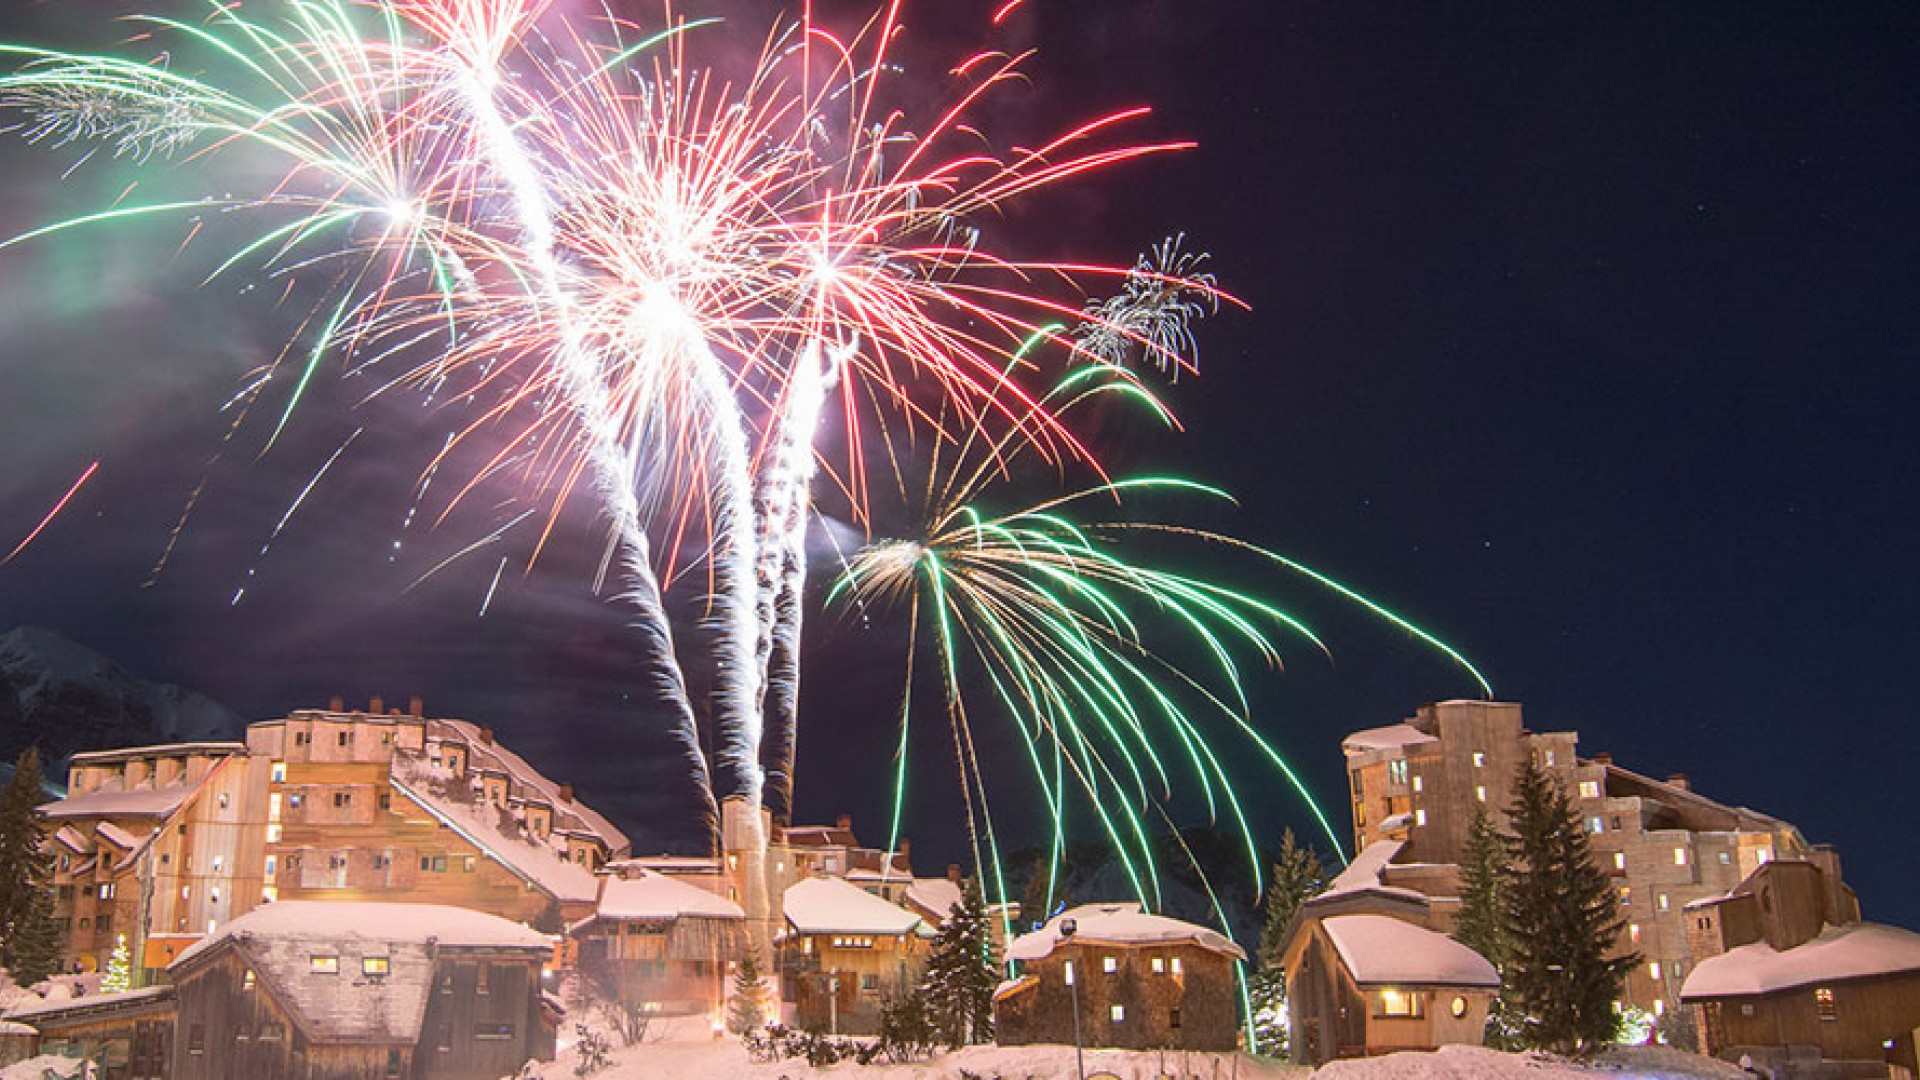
top-left (995, 903), bottom-right (1246, 1052)
top-left (778, 876), bottom-right (930, 1035)
top-left (570, 870), bottom-right (745, 1019)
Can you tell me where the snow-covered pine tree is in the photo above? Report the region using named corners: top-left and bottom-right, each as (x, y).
top-left (726, 946), bottom-right (769, 1036)
top-left (0, 748), bottom-right (55, 980)
top-left (7, 875), bottom-right (62, 988)
top-left (1249, 828), bottom-right (1326, 1058)
top-left (920, 886), bottom-right (997, 1048)
top-left (1453, 805), bottom-right (1522, 1048)
top-left (1500, 755), bottom-right (1638, 1055)
top-left (102, 934), bottom-right (132, 993)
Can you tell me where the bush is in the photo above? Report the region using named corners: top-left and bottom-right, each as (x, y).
top-left (573, 1023), bottom-right (611, 1077)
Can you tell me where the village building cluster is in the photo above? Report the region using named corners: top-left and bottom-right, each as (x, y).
top-left (7, 696), bottom-right (1919, 1079)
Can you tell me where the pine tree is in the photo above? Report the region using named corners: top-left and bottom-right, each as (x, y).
top-left (920, 886), bottom-right (997, 1048)
top-left (0, 748), bottom-right (55, 979)
top-left (102, 934), bottom-right (133, 993)
top-left (726, 946), bottom-right (769, 1036)
top-left (1249, 829), bottom-right (1326, 1058)
top-left (7, 878), bottom-right (62, 988)
top-left (1454, 805), bottom-right (1522, 1049)
top-left (1500, 755), bottom-right (1638, 1056)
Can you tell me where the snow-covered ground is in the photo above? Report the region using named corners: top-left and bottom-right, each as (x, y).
top-left (534, 1018), bottom-right (1742, 1080)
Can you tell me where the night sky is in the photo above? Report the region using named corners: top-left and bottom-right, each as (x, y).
top-left (2, 2), bottom-right (1918, 926)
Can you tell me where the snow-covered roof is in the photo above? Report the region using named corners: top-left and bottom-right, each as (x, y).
top-left (4, 985), bottom-right (174, 1022)
top-left (593, 872), bottom-right (744, 922)
top-left (1680, 922), bottom-right (1920, 1000)
top-left (782, 825), bottom-right (859, 848)
top-left (906, 877), bottom-right (964, 920)
top-left (1320, 914), bottom-right (1499, 988)
top-left (1378, 812), bottom-right (1413, 832)
top-left (1007, 903), bottom-right (1245, 963)
top-left (50, 827), bottom-right (89, 853)
top-left (67, 742), bottom-right (245, 767)
top-left (1316, 840), bottom-right (1427, 907)
top-left (1342, 723), bottom-right (1438, 754)
top-left (171, 902), bottom-right (550, 1047)
top-left (428, 719), bottom-right (628, 854)
top-left (389, 769), bottom-right (598, 903)
top-left (40, 783), bottom-right (188, 819)
top-left (94, 822), bottom-right (140, 851)
top-left (784, 876), bottom-right (925, 936)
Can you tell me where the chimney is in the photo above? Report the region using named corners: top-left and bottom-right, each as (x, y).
top-left (408, 696), bottom-right (424, 718)
top-left (1666, 773), bottom-right (1690, 791)
top-left (946, 863), bottom-right (963, 884)
top-left (478, 726), bottom-right (495, 746)
top-left (1591, 751), bottom-right (1612, 765)
top-left (328, 695), bottom-right (345, 712)
top-left (836, 813), bottom-right (852, 831)
top-left (369, 695), bottom-right (385, 715)
top-left (558, 783), bottom-right (574, 804)
top-left (897, 838), bottom-right (911, 860)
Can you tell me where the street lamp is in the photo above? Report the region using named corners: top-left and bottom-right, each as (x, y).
top-left (1060, 917), bottom-right (1085, 1080)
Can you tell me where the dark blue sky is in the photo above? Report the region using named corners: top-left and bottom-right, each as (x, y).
top-left (1, 1), bottom-right (1917, 926)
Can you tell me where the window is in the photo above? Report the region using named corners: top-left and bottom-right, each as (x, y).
top-left (437, 969), bottom-right (455, 995)
top-left (364, 957), bottom-right (391, 977)
top-left (1387, 759), bottom-right (1409, 786)
top-left (1472, 752), bottom-right (1486, 768)
top-left (1171, 957), bottom-right (1182, 976)
top-left (1649, 961), bottom-right (1662, 981)
top-left (1629, 923), bottom-right (1641, 943)
top-left (476, 963), bottom-right (490, 995)
top-left (1170, 1007), bottom-right (1182, 1029)
top-left (1414, 808), bottom-right (1428, 827)
top-left (1815, 988), bottom-right (1836, 1020)
top-left (1718, 851), bottom-right (1732, 865)
top-left (333, 791), bottom-right (350, 808)
top-left (337, 730), bottom-right (350, 747)
top-left (1376, 988), bottom-right (1424, 1018)
top-left (1587, 817), bottom-right (1604, 834)
top-left (373, 854), bottom-right (391, 870)
top-left (1578, 780), bottom-right (1600, 799)
top-left (1108, 1005), bottom-right (1125, 1024)
top-left (474, 1022), bottom-right (515, 1041)
top-left (1620, 886), bottom-right (1632, 907)
top-left (1449, 996), bottom-right (1469, 1019)
top-left (1653, 998), bottom-right (1665, 1017)
top-left (311, 955), bottom-right (339, 974)
top-left (79, 917), bottom-right (91, 930)
top-left (1412, 776), bottom-right (1423, 793)
top-left (1614, 852), bottom-right (1627, 871)
top-left (294, 731), bottom-right (310, 746)
top-left (435, 1022), bottom-right (453, 1051)
top-left (386, 1050), bottom-right (403, 1079)
top-left (1151, 957), bottom-right (1165, 974)
top-left (242, 970), bottom-right (256, 991)
top-left (1063, 960), bottom-right (1075, 987)
top-left (1658, 893), bottom-right (1671, 912)
top-left (188, 1024), bottom-right (206, 1055)
top-left (1756, 848), bottom-right (1771, 865)
top-left (1102, 956), bottom-right (1118, 974)
top-left (98, 882), bottom-right (115, 900)
top-left (265, 856), bottom-right (278, 879)
top-left (1673, 846), bottom-right (1688, 866)
top-left (288, 793), bottom-right (304, 810)
top-left (422, 855), bottom-right (447, 873)
top-left (218, 792), bottom-right (231, 809)
top-left (1542, 749), bottom-right (1556, 766)
top-left (271, 762), bottom-right (286, 782)
top-left (96, 914), bottom-right (112, 932)
top-left (379, 790), bottom-right (392, 811)
top-left (463, 856), bottom-right (477, 873)
top-left (860, 974), bottom-right (878, 991)
top-left (1475, 785), bottom-right (1487, 803)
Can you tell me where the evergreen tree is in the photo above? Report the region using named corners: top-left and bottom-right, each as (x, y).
top-left (920, 886), bottom-right (997, 1048)
top-left (0, 748), bottom-right (55, 979)
top-left (1500, 755), bottom-right (1638, 1056)
top-left (1454, 805), bottom-right (1522, 1048)
top-left (7, 878), bottom-right (62, 988)
top-left (1248, 829), bottom-right (1326, 1058)
top-left (726, 946), bottom-right (769, 1036)
top-left (102, 934), bottom-right (133, 993)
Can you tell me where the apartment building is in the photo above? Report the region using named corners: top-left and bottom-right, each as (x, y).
top-left (1342, 699), bottom-right (1820, 1028)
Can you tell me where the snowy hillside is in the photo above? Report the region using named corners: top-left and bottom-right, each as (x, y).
top-left (0, 626), bottom-right (246, 772)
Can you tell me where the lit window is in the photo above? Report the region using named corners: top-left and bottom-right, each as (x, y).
top-left (1587, 817), bottom-right (1604, 834)
top-left (1064, 960), bottom-right (1075, 987)
top-left (1718, 851), bottom-right (1732, 865)
top-left (1151, 957), bottom-right (1166, 974)
top-left (1614, 852), bottom-right (1626, 871)
top-left (242, 970), bottom-right (255, 991)
top-left (1756, 848), bottom-right (1771, 865)
top-left (270, 762), bottom-right (286, 783)
top-left (1411, 808), bottom-right (1425, 827)
top-left (364, 957), bottom-right (390, 977)
top-left (311, 955), bottom-right (339, 974)
top-left (1543, 750), bottom-right (1556, 766)
top-left (1171, 957), bottom-right (1182, 975)
top-left (1649, 961), bottom-right (1662, 981)
top-left (1673, 847), bottom-right (1688, 866)
top-left (1578, 780), bottom-right (1600, 799)
top-left (1815, 988), bottom-right (1836, 1020)
top-left (1412, 776), bottom-right (1423, 793)
top-left (1102, 956), bottom-right (1117, 974)
top-left (1629, 924), bottom-right (1641, 943)
top-left (1475, 786), bottom-right (1487, 803)
top-left (1472, 752), bottom-right (1486, 768)
top-left (1658, 893), bottom-right (1671, 912)
top-left (1109, 1005), bottom-right (1125, 1024)
top-left (1620, 887), bottom-right (1632, 907)
top-left (1376, 988), bottom-right (1425, 1018)
top-left (1388, 760), bottom-right (1409, 786)
top-left (219, 792), bottom-right (231, 809)
top-left (1653, 998), bottom-right (1665, 1017)
top-left (288, 793), bottom-right (303, 810)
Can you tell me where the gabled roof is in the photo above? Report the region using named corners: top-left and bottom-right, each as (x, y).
top-left (590, 872), bottom-right (744, 922)
top-left (1342, 724), bottom-right (1438, 754)
top-left (784, 876), bottom-right (925, 936)
top-left (388, 771), bottom-right (598, 903)
top-left (1315, 840), bottom-right (1429, 906)
top-left (171, 902), bottom-right (551, 1046)
top-left (1680, 922), bottom-right (1920, 1000)
top-left (427, 719), bottom-right (628, 855)
top-left (1007, 903), bottom-right (1245, 962)
top-left (905, 878), bottom-right (964, 921)
top-left (40, 783), bottom-right (189, 819)
top-left (1320, 914), bottom-right (1499, 988)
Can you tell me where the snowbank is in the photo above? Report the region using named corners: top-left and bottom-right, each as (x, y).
top-left (1310, 1044), bottom-right (1746, 1080)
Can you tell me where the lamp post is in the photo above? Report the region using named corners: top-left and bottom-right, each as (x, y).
top-left (1060, 917), bottom-right (1085, 1080)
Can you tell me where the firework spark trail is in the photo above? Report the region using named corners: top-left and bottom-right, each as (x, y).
top-left (2, 461), bottom-right (100, 567)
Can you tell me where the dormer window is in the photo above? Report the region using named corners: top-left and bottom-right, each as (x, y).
top-left (311, 955), bottom-right (339, 974)
top-left (364, 957), bottom-right (390, 978)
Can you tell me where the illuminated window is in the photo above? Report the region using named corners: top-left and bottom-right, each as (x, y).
top-left (1475, 786), bottom-right (1487, 803)
top-left (1614, 852), bottom-right (1627, 871)
top-left (1063, 960), bottom-right (1075, 987)
top-left (1658, 893), bottom-right (1671, 912)
top-left (1629, 924), bottom-right (1641, 943)
top-left (1375, 988), bottom-right (1424, 1018)
top-left (1649, 961), bottom-right (1662, 981)
top-left (363, 957), bottom-right (390, 977)
top-left (311, 955), bottom-right (339, 974)
top-left (1171, 957), bottom-right (1182, 976)
top-left (242, 970), bottom-right (255, 991)
top-left (1102, 956), bottom-right (1117, 974)
top-left (1388, 760), bottom-right (1409, 786)
top-left (219, 792), bottom-right (231, 809)
top-left (1412, 776), bottom-right (1423, 793)
top-left (1414, 809), bottom-right (1428, 827)
top-left (1151, 957), bottom-right (1166, 974)
top-left (1756, 848), bottom-right (1771, 865)
top-left (1472, 752), bottom-right (1486, 768)
top-left (1815, 988), bottom-right (1836, 1020)
top-left (288, 793), bottom-right (303, 810)
top-left (1673, 847), bottom-right (1688, 866)
top-left (1653, 998), bottom-right (1665, 1017)
top-left (1542, 749), bottom-right (1556, 766)
top-left (1109, 1005), bottom-right (1125, 1023)
top-left (1587, 817), bottom-right (1604, 834)
top-left (1449, 996), bottom-right (1469, 1019)
top-left (1578, 780), bottom-right (1600, 799)
top-left (270, 762), bottom-right (286, 783)
top-left (1620, 887), bottom-right (1632, 907)
top-left (1718, 851), bottom-right (1732, 865)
